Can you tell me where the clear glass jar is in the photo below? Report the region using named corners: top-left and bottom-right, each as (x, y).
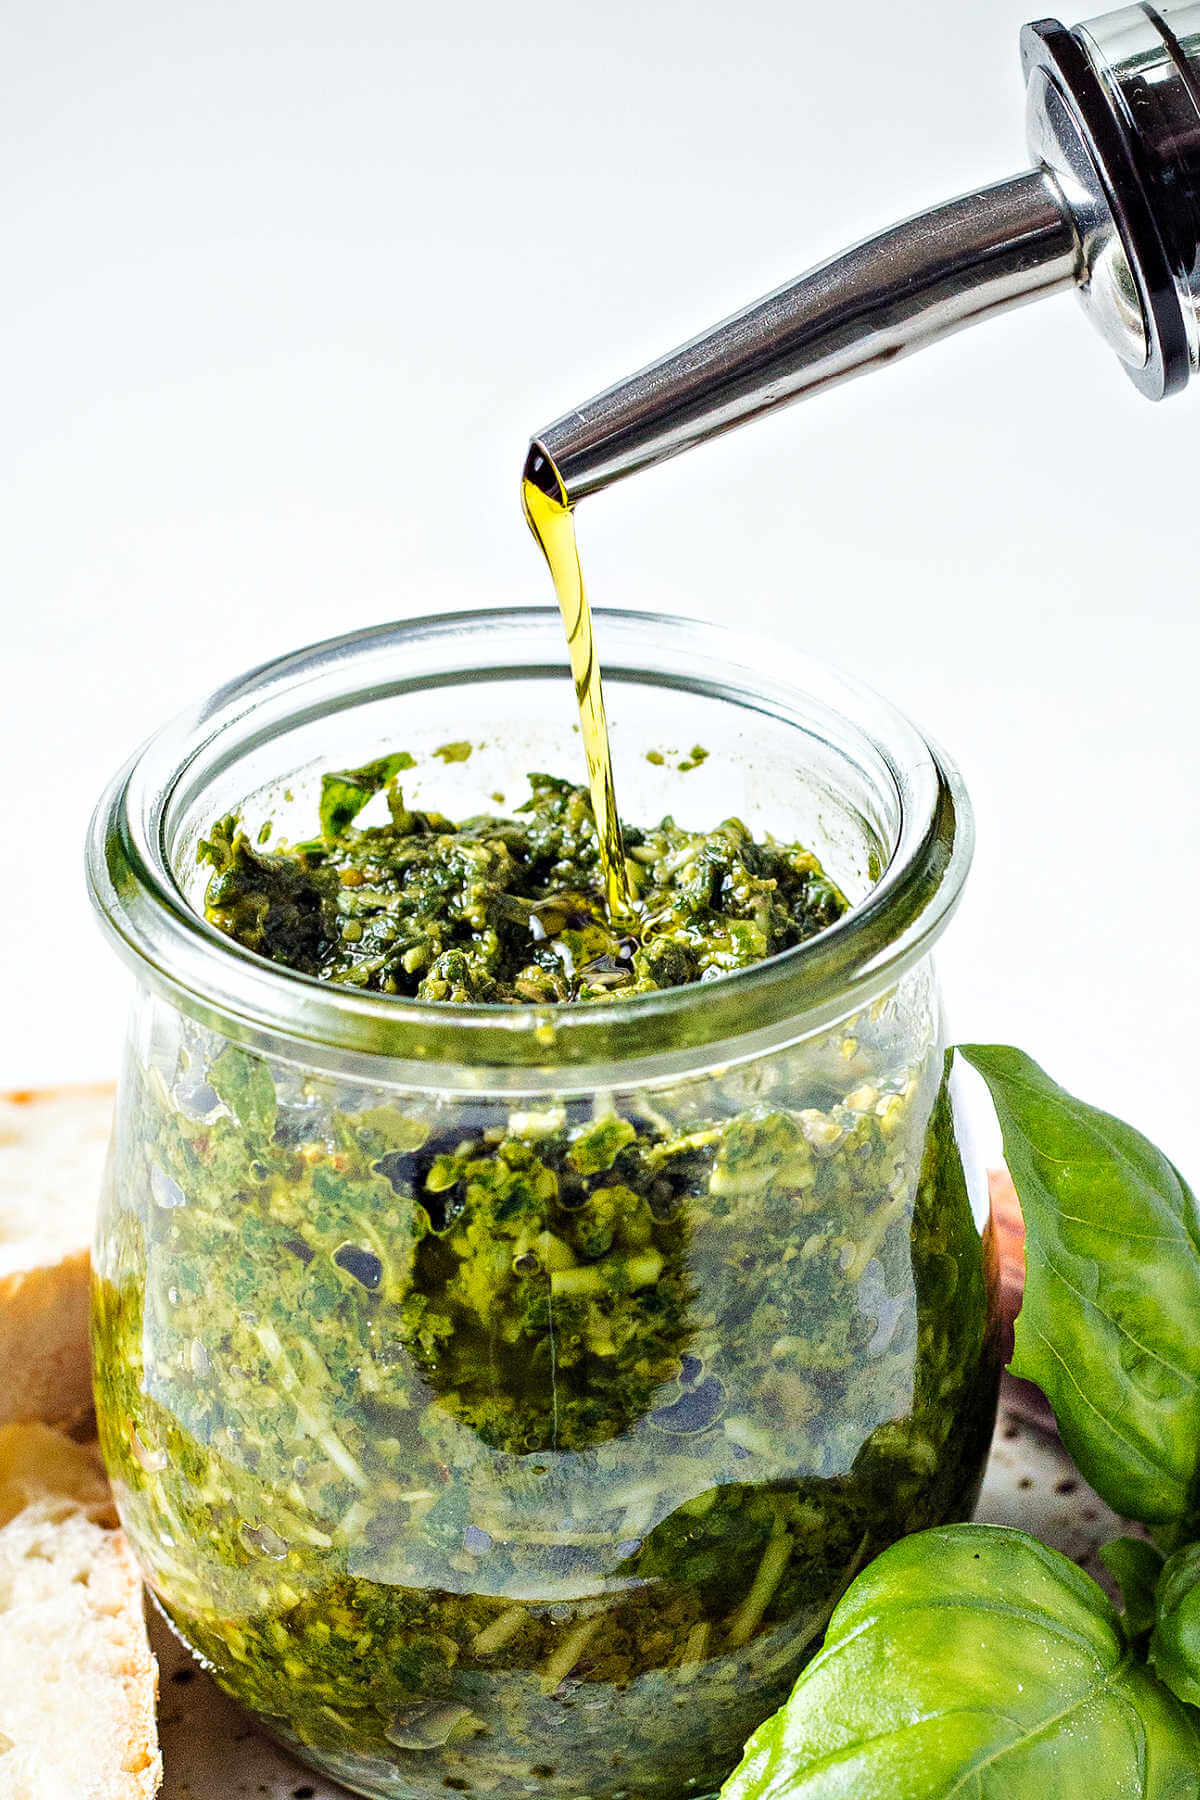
top-left (86, 609), bottom-right (997, 1800)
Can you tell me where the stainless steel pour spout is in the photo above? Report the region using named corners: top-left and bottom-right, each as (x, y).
top-left (533, 3), bottom-right (1200, 501)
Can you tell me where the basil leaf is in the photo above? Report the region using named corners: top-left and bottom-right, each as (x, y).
top-left (958, 1044), bottom-right (1200, 1542)
top-left (720, 1524), bottom-right (1200, 1800)
top-left (209, 1045), bottom-right (277, 1138)
top-left (1151, 1542), bottom-right (1200, 1709)
top-left (1102, 1537), bottom-right (1167, 1640)
top-left (319, 753), bottom-right (414, 837)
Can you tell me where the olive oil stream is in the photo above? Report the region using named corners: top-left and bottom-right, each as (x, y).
top-left (522, 445), bottom-right (636, 924)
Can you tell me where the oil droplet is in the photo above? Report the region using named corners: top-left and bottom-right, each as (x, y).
top-left (151, 1165), bottom-right (186, 1209)
top-left (239, 1520), bottom-right (289, 1560)
top-left (130, 1427), bottom-right (168, 1473)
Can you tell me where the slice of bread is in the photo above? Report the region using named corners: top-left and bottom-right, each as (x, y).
top-left (0, 1422), bottom-right (160, 1799)
top-left (0, 1087), bottom-right (115, 1430)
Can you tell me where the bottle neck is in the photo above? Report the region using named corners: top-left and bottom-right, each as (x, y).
top-left (1025, 4), bottom-right (1200, 400)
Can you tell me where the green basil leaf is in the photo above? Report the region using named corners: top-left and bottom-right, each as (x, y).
top-left (209, 1044), bottom-right (277, 1138)
top-left (1151, 1542), bottom-right (1200, 1709)
top-left (720, 1524), bottom-right (1200, 1799)
top-left (1102, 1537), bottom-right (1167, 1640)
top-left (319, 752), bottom-right (414, 837)
top-left (958, 1044), bottom-right (1200, 1542)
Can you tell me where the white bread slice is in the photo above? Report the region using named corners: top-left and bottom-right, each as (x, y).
top-left (0, 1087), bottom-right (115, 1430)
top-left (0, 1423), bottom-right (160, 1799)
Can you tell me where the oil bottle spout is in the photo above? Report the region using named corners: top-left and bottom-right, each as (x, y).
top-left (536, 172), bottom-right (1079, 501)
top-left (535, 3), bottom-right (1200, 503)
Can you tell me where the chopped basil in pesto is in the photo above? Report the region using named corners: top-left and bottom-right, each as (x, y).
top-left (91, 768), bottom-right (998, 1800)
top-left (198, 767), bottom-right (845, 1003)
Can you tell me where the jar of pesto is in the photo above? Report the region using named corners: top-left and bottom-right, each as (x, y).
top-left (87, 609), bottom-right (997, 1800)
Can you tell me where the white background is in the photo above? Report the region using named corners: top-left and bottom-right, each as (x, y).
top-left (2, 0), bottom-right (1197, 1167)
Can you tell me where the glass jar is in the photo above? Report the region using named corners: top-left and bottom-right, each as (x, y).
top-left (86, 608), bottom-right (998, 1800)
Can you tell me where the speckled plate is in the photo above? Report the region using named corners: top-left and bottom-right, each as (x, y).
top-left (153, 1377), bottom-right (1135, 1800)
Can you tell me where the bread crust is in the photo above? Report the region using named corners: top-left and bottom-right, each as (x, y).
top-left (0, 1249), bottom-right (93, 1430)
top-left (0, 1086), bottom-right (115, 1430)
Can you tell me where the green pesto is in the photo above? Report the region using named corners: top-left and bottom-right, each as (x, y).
top-left (93, 1040), bottom-right (998, 1799)
top-left (197, 766), bottom-right (845, 1004)
top-left (90, 763), bottom-right (997, 1799)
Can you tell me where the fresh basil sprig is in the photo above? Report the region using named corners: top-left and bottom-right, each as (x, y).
top-left (959, 1045), bottom-right (1200, 1546)
top-left (720, 1046), bottom-right (1200, 1799)
top-left (721, 1526), bottom-right (1200, 1799)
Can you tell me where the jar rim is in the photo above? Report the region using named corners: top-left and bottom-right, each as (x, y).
top-left (86, 607), bottom-right (972, 1087)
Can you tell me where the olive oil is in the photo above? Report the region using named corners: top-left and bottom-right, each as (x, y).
top-left (522, 444), bottom-right (635, 924)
